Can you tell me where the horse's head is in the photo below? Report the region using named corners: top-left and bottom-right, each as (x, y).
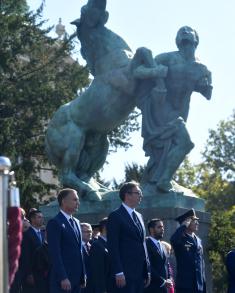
top-left (71, 3), bottom-right (109, 30)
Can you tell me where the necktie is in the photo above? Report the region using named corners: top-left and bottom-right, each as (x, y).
top-left (37, 230), bottom-right (42, 243)
top-left (157, 241), bottom-right (163, 256)
top-left (85, 243), bottom-right (90, 255)
top-left (132, 211), bottom-right (143, 239)
top-left (69, 218), bottom-right (81, 242)
top-left (69, 217), bottom-right (75, 229)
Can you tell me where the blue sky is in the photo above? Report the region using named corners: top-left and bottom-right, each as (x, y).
top-left (28, 0), bottom-right (235, 182)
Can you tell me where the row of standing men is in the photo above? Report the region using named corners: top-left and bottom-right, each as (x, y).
top-left (10, 181), bottom-right (235, 293)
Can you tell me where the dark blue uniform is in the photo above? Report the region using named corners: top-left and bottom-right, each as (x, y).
top-left (170, 225), bottom-right (206, 293)
top-left (226, 249), bottom-right (235, 293)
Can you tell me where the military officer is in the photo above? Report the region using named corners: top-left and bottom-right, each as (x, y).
top-left (170, 209), bottom-right (206, 293)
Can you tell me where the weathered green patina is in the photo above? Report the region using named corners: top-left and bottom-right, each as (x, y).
top-left (45, 0), bottom-right (166, 199)
top-left (45, 1), bottom-right (212, 200)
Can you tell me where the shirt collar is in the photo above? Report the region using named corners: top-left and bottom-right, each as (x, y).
top-left (99, 235), bottom-right (107, 242)
top-left (60, 209), bottom-right (72, 221)
top-left (31, 226), bottom-right (41, 233)
top-left (149, 236), bottom-right (161, 246)
top-left (186, 232), bottom-right (196, 239)
top-left (122, 202), bottom-right (135, 216)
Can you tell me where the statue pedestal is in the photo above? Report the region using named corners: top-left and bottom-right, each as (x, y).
top-left (41, 189), bottom-right (212, 292)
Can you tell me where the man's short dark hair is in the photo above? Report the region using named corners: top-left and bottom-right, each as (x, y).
top-left (119, 181), bottom-right (139, 201)
top-left (147, 218), bottom-right (162, 234)
top-left (57, 188), bottom-right (77, 206)
top-left (28, 210), bottom-right (42, 223)
top-left (99, 217), bottom-right (108, 232)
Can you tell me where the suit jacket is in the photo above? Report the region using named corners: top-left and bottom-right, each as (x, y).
top-left (226, 249), bottom-right (235, 293)
top-left (47, 212), bottom-right (85, 292)
top-left (21, 226), bottom-right (45, 279)
top-left (89, 236), bottom-right (112, 293)
top-left (144, 237), bottom-right (170, 293)
top-left (81, 243), bottom-right (92, 293)
top-left (32, 242), bottom-right (50, 293)
top-left (170, 225), bottom-right (206, 292)
top-left (107, 205), bottom-right (149, 282)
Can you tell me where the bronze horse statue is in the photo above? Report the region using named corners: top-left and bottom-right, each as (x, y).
top-left (45, 0), bottom-right (165, 199)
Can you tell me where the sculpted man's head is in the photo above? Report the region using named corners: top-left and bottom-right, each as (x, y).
top-left (176, 26), bottom-right (199, 49)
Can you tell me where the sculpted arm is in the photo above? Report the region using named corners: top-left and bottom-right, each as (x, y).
top-left (154, 52), bottom-right (171, 67)
top-left (133, 64), bottom-right (168, 80)
top-left (132, 48), bottom-right (168, 80)
top-left (194, 68), bottom-right (213, 100)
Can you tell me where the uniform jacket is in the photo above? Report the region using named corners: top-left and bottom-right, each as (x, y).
top-left (170, 225), bottom-right (206, 292)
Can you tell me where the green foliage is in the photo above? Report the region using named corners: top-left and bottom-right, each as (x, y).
top-left (191, 111), bottom-right (235, 292)
top-left (0, 0), bottom-right (140, 209)
top-left (207, 208), bottom-right (235, 293)
top-left (108, 110), bottom-right (140, 151)
top-left (0, 0), bottom-right (28, 14)
top-left (193, 167), bottom-right (235, 211)
top-left (112, 162), bottom-right (145, 189)
top-left (202, 110), bottom-right (235, 180)
top-left (171, 110), bottom-right (235, 291)
top-left (124, 162), bottom-right (145, 183)
top-left (0, 1), bottom-right (89, 209)
top-left (173, 156), bottom-right (198, 188)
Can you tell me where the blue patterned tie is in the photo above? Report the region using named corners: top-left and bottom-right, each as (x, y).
top-left (37, 230), bottom-right (42, 243)
top-left (132, 211), bottom-right (143, 239)
top-left (69, 218), bottom-right (81, 242)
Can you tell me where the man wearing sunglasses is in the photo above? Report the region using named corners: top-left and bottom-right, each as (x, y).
top-left (170, 209), bottom-right (206, 293)
top-left (107, 181), bottom-right (150, 293)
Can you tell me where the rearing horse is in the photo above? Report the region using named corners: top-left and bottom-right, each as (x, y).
top-left (45, 0), bottom-right (163, 199)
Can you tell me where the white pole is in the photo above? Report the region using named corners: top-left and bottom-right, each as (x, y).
top-left (0, 156), bottom-right (11, 293)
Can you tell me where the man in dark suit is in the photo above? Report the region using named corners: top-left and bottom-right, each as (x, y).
top-left (32, 231), bottom-right (50, 293)
top-left (145, 219), bottom-right (173, 293)
top-left (21, 209), bottom-right (45, 293)
top-left (170, 209), bottom-right (206, 293)
top-left (107, 181), bottom-right (150, 293)
top-left (90, 217), bottom-right (113, 293)
top-left (226, 248), bottom-right (235, 293)
top-left (81, 223), bottom-right (92, 293)
top-left (47, 188), bottom-right (86, 293)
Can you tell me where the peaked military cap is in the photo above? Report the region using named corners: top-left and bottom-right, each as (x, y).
top-left (175, 208), bottom-right (199, 224)
top-left (91, 223), bottom-right (100, 229)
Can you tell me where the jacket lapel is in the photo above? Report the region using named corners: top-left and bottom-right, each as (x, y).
top-left (58, 212), bottom-right (80, 245)
top-left (135, 211), bottom-right (146, 238)
top-left (149, 237), bottom-right (165, 260)
top-left (119, 205), bottom-right (141, 239)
